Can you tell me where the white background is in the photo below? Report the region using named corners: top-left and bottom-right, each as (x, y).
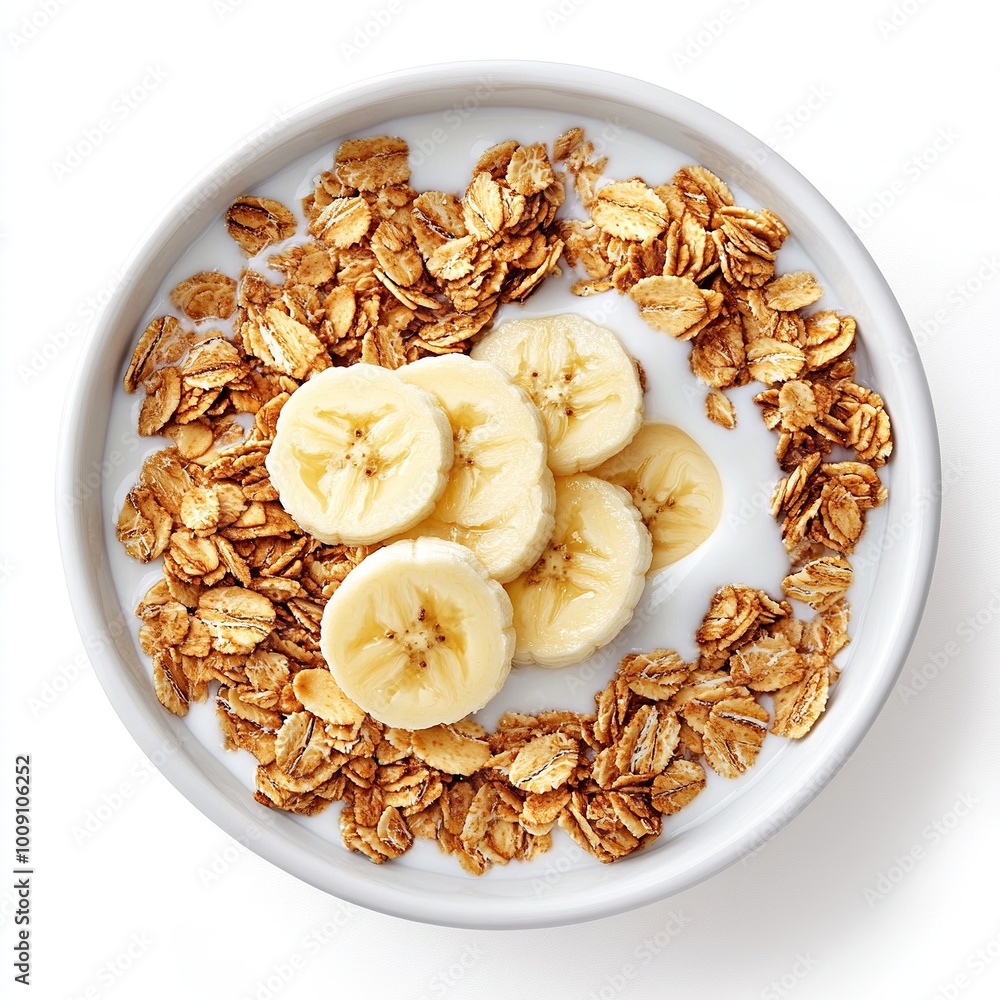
top-left (2, 0), bottom-right (999, 998)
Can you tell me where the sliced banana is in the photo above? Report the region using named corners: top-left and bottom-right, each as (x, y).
top-left (319, 537), bottom-right (514, 729)
top-left (470, 313), bottom-right (644, 475)
top-left (395, 354), bottom-right (556, 583)
top-left (264, 363), bottom-right (453, 545)
top-left (593, 422), bottom-right (723, 572)
top-left (505, 474), bottom-right (652, 669)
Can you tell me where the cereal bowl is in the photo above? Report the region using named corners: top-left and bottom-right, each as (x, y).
top-left (57, 61), bottom-right (940, 929)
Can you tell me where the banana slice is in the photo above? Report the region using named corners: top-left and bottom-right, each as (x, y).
top-left (395, 354), bottom-right (556, 583)
top-left (470, 313), bottom-right (643, 475)
top-left (592, 422), bottom-right (723, 572)
top-left (264, 363), bottom-right (453, 546)
top-left (319, 538), bottom-right (515, 729)
top-left (505, 474), bottom-right (652, 669)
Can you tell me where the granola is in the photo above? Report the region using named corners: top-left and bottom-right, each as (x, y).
top-left (113, 124), bottom-right (892, 875)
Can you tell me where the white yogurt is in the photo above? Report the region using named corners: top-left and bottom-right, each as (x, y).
top-left (100, 106), bottom-right (886, 872)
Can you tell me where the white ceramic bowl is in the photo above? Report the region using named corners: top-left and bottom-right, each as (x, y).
top-left (57, 61), bottom-right (940, 929)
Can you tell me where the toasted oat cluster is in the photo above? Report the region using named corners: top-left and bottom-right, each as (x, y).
top-left (115, 128), bottom-right (891, 873)
top-left (555, 130), bottom-right (892, 456)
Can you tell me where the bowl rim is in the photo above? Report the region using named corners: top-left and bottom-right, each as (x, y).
top-left (56, 59), bottom-right (941, 929)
